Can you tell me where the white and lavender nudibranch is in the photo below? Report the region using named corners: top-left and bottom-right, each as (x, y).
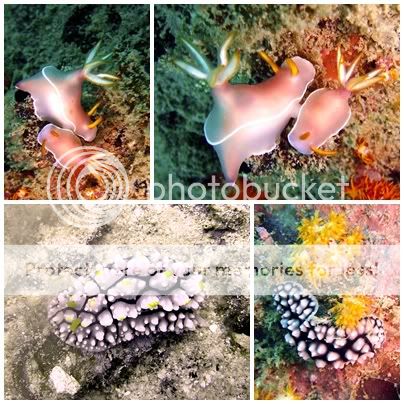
top-left (274, 282), bottom-right (385, 369)
top-left (48, 254), bottom-right (204, 352)
top-left (16, 41), bottom-right (119, 160)
top-left (288, 46), bottom-right (396, 156)
top-left (175, 34), bottom-right (315, 184)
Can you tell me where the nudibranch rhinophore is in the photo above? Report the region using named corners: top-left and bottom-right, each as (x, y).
top-left (274, 282), bottom-right (385, 369)
top-left (48, 254), bottom-right (204, 352)
top-left (288, 47), bottom-right (395, 155)
top-left (16, 41), bottom-right (119, 142)
top-left (175, 34), bottom-right (315, 183)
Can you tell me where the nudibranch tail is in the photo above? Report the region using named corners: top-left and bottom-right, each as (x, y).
top-left (175, 34), bottom-right (240, 87)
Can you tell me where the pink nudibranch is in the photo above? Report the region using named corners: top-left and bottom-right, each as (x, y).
top-left (288, 47), bottom-right (394, 155)
top-left (16, 41), bottom-right (119, 147)
top-left (288, 88), bottom-right (351, 155)
top-left (17, 67), bottom-right (98, 142)
top-left (37, 124), bottom-right (84, 169)
top-left (205, 56), bottom-right (315, 183)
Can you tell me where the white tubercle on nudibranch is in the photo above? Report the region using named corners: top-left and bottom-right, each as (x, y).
top-left (274, 282), bottom-right (385, 369)
top-left (175, 34), bottom-right (315, 184)
top-left (48, 254), bottom-right (204, 352)
top-left (16, 41), bottom-right (119, 155)
top-left (288, 46), bottom-right (395, 156)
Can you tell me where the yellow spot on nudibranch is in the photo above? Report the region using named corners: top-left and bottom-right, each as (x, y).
top-left (163, 270), bottom-right (173, 278)
top-left (87, 297), bottom-right (97, 309)
top-left (299, 131), bottom-right (311, 140)
top-left (88, 116), bottom-right (103, 129)
top-left (258, 51), bottom-right (279, 74)
top-left (147, 300), bottom-right (159, 310)
top-left (70, 318), bottom-right (82, 332)
top-left (67, 300), bottom-right (77, 308)
top-left (41, 139), bottom-right (48, 158)
top-left (285, 58), bottom-right (299, 76)
top-left (121, 278), bottom-right (133, 286)
top-left (95, 270), bottom-right (103, 277)
top-left (117, 315), bottom-right (126, 321)
top-left (310, 145), bottom-right (337, 156)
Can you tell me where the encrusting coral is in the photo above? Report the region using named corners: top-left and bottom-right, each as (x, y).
top-left (48, 254), bottom-right (204, 352)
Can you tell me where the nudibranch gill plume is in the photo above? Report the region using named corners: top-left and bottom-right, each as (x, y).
top-left (175, 34), bottom-right (315, 184)
top-left (288, 46), bottom-right (396, 156)
top-left (16, 41), bottom-right (119, 146)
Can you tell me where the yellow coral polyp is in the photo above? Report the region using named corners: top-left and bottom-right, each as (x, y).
top-left (343, 228), bottom-right (363, 245)
top-left (329, 295), bottom-right (374, 329)
top-left (298, 210), bottom-right (364, 245)
top-left (294, 210), bottom-right (365, 286)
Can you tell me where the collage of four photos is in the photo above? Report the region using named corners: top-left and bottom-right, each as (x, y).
top-left (2, 2), bottom-right (401, 401)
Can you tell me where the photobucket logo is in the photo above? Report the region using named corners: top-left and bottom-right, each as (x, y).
top-left (154, 174), bottom-right (348, 200)
top-left (47, 146), bottom-right (129, 228)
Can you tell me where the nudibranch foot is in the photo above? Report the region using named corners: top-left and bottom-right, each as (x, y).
top-left (288, 46), bottom-right (396, 155)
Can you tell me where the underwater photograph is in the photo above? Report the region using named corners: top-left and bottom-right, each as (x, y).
top-left (4, 4), bottom-right (150, 200)
top-left (4, 204), bottom-right (250, 399)
top-left (254, 204), bottom-right (400, 399)
top-left (154, 4), bottom-right (399, 200)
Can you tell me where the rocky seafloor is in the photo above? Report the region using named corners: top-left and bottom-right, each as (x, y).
top-left (4, 4), bottom-right (150, 200)
top-left (155, 4), bottom-right (400, 199)
top-left (4, 205), bottom-right (250, 399)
